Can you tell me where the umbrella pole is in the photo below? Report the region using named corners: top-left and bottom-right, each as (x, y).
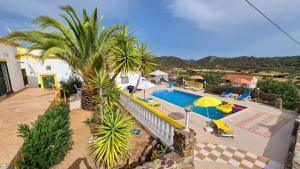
top-left (144, 89), bottom-right (146, 100)
top-left (207, 108), bottom-right (209, 119)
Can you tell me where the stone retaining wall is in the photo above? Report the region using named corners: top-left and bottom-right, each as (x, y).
top-left (136, 129), bottom-right (196, 169)
top-left (285, 106), bottom-right (300, 169)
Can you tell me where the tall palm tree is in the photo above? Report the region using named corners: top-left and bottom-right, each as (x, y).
top-left (134, 43), bottom-right (156, 92)
top-left (8, 5), bottom-right (119, 83)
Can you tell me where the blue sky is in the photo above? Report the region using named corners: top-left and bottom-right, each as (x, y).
top-left (1, 0), bottom-right (300, 59)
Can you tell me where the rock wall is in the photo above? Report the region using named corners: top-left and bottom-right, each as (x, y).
top-left (285, 120), bottom-right (300, 169)
top-left (136, 129), bottom-right (196, 169)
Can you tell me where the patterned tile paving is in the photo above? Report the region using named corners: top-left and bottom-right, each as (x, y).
top-left (194, 142), bottom-right (271, 169)
top-left (234, 112), bottom-right (289, 138)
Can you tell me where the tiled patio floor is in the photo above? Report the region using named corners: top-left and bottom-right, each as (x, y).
top-left (135, 84), bottom-right (297, 168)
top-left (194, 142), bottom-right (283, 169)
top-left (0, 88), bottom-right (53, 168)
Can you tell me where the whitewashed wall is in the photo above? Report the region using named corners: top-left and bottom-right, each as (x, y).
top-left (0, 43), bottom-right (25, 92)
top-left (115, 72), bottom-right (156, 90)
top-left (19, 58), bottom-right (73, 87)
top-left (249, 77), bottom-right (258, 89)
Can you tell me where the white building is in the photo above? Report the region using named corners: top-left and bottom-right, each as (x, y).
top-left (17, 48), bottom-right (73, 90)
top-left (0, 38), bottom-right (25, 96)
top-left (115, 72), bottom-right (155, 90)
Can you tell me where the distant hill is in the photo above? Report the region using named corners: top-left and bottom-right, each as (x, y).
top-left (152, 56), bottom-right (300, 73)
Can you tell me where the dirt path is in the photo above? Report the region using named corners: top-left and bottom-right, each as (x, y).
top-left (54, 109), bottom-right (94, 169)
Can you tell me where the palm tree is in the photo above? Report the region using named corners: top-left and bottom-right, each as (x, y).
top-left (110, 25), bottom-right (140, 81)
top-left (90, 108), bottom-right (133, 168)
top-left (134, 43), bottom-right (156, 92)
top-left (90, 69), bottom-right (120, 117)
top-left (8, 5), bottom-right (119, 83)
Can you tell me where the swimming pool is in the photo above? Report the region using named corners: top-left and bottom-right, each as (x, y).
top-left (151, 90), bottom-right (247, 120)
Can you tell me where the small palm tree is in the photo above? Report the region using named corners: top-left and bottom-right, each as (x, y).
top-left (110, 25), bottom-right (140, 81)
top-left (90, 108), bottom-right (133, 168)
top-left (90, 70), bottom-right (120, 117)
top-left (134, 43), bottom-right (156, 92)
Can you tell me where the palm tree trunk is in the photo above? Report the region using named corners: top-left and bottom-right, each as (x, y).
top-left (133, 72), bottom-right (142, 93)
top-left (99, 87), bottom-right (104, 118)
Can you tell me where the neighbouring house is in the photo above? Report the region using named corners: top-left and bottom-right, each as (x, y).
top-left (0, 38), bottom-right (25, 96)
top-left (221, 74), bottom-right (258, 89)
top-left (149, 70), bottom-right (169, 84)
top-left (17, 48), bottom-right (74, 90)
top-left (115, 72), bottom-right (155, 90)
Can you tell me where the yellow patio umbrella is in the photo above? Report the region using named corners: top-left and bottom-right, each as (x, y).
top-left (193, 97), bottom-right (222, 119)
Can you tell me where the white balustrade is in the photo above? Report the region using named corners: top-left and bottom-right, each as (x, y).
top-left (120, 92), bottom-right (183, 146)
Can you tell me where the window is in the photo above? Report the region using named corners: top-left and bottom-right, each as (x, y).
top-left (121, 76), bottom-right (129, 84)
top-left (46, 66), bottom-right (51, 71)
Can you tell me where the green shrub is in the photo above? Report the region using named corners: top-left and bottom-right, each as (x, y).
top-left (258, 78), bottom-right (300, 110)
top-left (151, 144), bottom-right (171, 160)
top-left (201, 72), bottom-right (224, 85)
top-left (60, 76), bottom-right (82, 97)
top-left (17, 103), bottom-right (72, 169)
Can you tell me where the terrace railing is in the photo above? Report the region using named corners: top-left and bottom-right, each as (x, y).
top-left (120, 91), bottom-right (185, 146)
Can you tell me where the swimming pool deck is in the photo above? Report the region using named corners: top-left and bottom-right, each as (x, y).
top-left (136, 85), bottom-right (296, 168)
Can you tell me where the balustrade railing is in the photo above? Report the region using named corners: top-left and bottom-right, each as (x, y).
top-left (120, 91), bottom-right (185, 146)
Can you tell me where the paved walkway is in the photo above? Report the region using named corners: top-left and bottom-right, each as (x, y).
top-left (0, 88), bottom-right (53, 167)
top-left (194, 142), bottom-right (283, 169)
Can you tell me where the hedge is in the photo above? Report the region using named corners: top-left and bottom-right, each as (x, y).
top-left (17, 103), bottom-right (72, 169)
top-left (60, 76), bottom-right (82, 98)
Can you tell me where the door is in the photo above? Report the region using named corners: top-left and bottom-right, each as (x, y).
top-left (21, 69), bottom-right (28, 86)
top-left (42, 76), bottom-right (55, 88)
top-left (0, 66), bottom-right (7, 96)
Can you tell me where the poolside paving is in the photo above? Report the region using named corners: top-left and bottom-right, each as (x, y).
top-left (136, 84), bottom-right (296, 168)
top-left (0, 88), bottom-right (53, 168)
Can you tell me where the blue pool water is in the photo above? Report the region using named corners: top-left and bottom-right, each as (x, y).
top-left (151, 90), bottom-right (246, 120)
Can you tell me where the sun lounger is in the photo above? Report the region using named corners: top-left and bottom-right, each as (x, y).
top-left (212, 120), bottom-right (236, 138)
top-left (137, 97), bottom-right (162, 107)
top-left (138, 97), bottom-right (153, 102)
top-left (184, 85), bottom-right (194, 90)
top-left (220, 88), bottom-right (233, 97)
top-left (237, 90), bottom-right (251, 101)
top-left (169, 81), bottom-right (174, 88)
top-left (146, 101), bottom-right (162, 107)
top-left (191, 83), bottom-right (204, 91)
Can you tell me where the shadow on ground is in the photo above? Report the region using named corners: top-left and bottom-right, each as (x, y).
top-left (67, 158), bottom-right (93, 169)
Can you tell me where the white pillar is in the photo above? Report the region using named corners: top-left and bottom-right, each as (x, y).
top-left (185, 111), bottom-right (189, 131)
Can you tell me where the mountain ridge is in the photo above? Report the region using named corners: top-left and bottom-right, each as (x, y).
top-left (152, 55), bottom-right (300, 73)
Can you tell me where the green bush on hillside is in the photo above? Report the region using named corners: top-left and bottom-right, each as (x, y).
top-left (201, 72), bottom-right (224, 85)
top-left (17, 103), bottom-right (72, 169)
top-left (258, 78), bottom-right (300, 110)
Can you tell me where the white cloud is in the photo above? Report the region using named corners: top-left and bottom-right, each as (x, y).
top-left (167, 0), bottom-right (300, 31)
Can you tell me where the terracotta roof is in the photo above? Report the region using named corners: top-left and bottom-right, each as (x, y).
top-left (0, 37), bottom-right (19, 47)
top-left (231, 78), bottom-right (250, 84)
top-left (222, 74), bottom-right (254, 85)
top-left (190, 75), bottom-right (204, 80)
